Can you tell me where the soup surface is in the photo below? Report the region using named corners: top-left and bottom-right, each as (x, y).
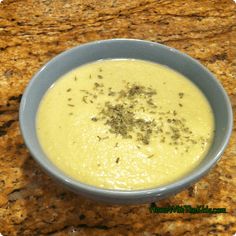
top-left (37, 59), bottom-right (214, 190)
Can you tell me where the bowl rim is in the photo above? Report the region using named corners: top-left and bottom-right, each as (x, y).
top-left (19, 38), bottom-right (233, 199)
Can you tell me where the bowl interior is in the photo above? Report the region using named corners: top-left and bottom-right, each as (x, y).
top-left (20, 39), bottom-right (232, 203)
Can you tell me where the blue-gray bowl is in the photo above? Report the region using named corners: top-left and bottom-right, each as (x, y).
top-left (19, 39), bottom-right (233, 204)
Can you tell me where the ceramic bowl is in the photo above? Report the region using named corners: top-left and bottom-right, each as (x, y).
top-left (19, 39), bottom-right (233, 204)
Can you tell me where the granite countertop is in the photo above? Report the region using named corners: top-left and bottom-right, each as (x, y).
top-left (0, 0), bottom-right (236, 235)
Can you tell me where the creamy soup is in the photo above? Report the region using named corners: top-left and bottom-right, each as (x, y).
top-left (36, 59), bottom-right (214, 190)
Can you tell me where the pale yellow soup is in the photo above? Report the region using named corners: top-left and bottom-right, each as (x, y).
top-left (36, 59), bottom-right (214, 190)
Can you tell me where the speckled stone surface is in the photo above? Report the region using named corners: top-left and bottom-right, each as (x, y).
top-left (0, 0), bottom-right (236, 235)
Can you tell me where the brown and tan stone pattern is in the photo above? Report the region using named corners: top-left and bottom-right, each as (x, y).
top-left (0, 0), bottom-right (236, 235)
